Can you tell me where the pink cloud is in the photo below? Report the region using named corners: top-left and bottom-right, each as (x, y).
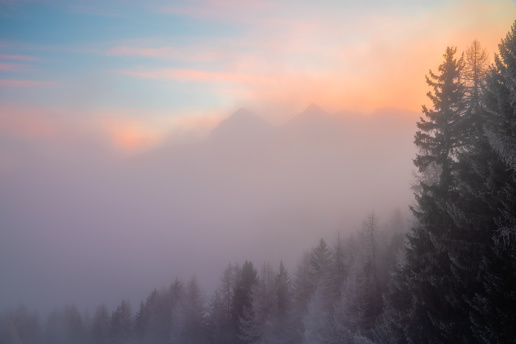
top-left (0, 54), bottom-right (39, 61)
top-left (113, 2), bottom-right (515, 115)
top-left (0, 107), bottom-right (61, 139)
top-left (0, 105), bottom-right (223, 153)
top-left (106, 44), bottom-right (223, 62)
top-left (0, 79), bottom-right (55, 87)
top-left (0, 63), bottom-right (20, 72)
top-left (107, 46), bottom-right (170, 58)
top-left (116, 68), bottom-right (254, 83)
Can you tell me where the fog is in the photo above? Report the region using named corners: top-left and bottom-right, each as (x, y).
top-left (0, 104), bottom-right (417, 314)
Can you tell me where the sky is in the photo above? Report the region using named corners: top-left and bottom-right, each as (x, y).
top-left (1, 0), bottom-right (516, 313)
top-left (1, 0), bottom-right (515, 152)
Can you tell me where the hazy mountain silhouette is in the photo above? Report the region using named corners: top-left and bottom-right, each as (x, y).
top-left (208, 108), bottom-right (273, 145)
top-left (3, 104), bottom-right (419, 311)
top-left (280, 104), bottom-right (344, 147)
top-left (287, 103), bottom-right (332, 124)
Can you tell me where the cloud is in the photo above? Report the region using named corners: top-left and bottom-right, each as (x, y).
top-left (133, 1), bottom-right (515, 114)
top-left (0, 107), bottom-right (60, 140)
top-left (0, 79), bottom-right (56, 87)
top-left (0, 106), bottom-right (223, 153)
top-left (0, 63), bottom-right (20, 71)
top-left (0, 54), bottom-right (40, 61)
top-left (101, 119), bottom-right (158, 149)
top-left (158, 0), bottom-right (273, 21)
top-left (106, 45), bottom-right (221, 62)
top-left (115, 67), bottom-right (254, 83)
top-left (107, 46), bottom-right (174, 58)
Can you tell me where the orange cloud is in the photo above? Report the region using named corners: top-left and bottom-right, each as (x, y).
top-left (114, 0), bottom-right (515, 119)
top-left (0, 106), bottom-right (223, 152)
top-left (98, 110), bottom-right (223, 150)
top-left (101, 119), bottom-right (157, 150)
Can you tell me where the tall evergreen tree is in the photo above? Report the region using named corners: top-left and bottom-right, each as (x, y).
top-left (239, 263), bottom-right (279, 344)
top-left (207, 263), bottom-right (240, 344)
top-left (452, 21), bottom-right (516, 343)
top-left (309, 238), bottom-right (331, 293)
top-left (233, 260), bottom-right (258, 343)
top-left (460, 39), bottom-right (491, 156)
top-left (275, 261), bottom-right (292, 317)
top-left (415, 46), bottom-right (466, 189)
top-left (109, 300), bottom-right (132, 344)
top-left (464, 40), bottom-right (489, 113)
top-left (181, 277), bottom-right (208, 344)
top-left (91, 304), bottom-right (110, 344)
top-left (291, 252), bottom-right (313, 342)
top-left (385, 46), bottom-right (471, 343)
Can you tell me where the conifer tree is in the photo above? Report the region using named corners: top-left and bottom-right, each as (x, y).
top-left (239, 263), bottom-right (277, 344)
top-left (452, 21), bottom-right (516, 343)
top-left (207, 263), bottom-right (240, 344)
top-left (233, 260), bottom-right (258, 343)
top-left (91, 304), bottom-right (110, 344)
top-left (464, 40), bottom-right (489, 114)
top-left (275, 261), bottom-right (292, 316)
top-left (415, 46), bottom-right (466, 189)
top-left (310, 239), bottom-right (331, 281)
top-left (385, 46), bottom-right (471, 343)
top-left (109, 300), bottom-right (132, 344)
top-left (175, 277), bottom-right (208, 344)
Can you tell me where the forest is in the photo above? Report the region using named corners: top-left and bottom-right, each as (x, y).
top-left (1, 19), bottom-right (515, 344)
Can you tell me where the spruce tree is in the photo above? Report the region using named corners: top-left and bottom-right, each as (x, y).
top-left (385, 46), bottom-right (471, 343)
top-left (452, 21), bottom-right (516, 343)
top-left (233, 260), bottom-right (258, 343)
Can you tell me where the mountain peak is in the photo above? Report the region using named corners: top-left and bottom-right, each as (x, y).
top-left (301, 103), bottom-right (328, 117)
top-left (285, 103), bottom-right (331, 127)
top-left (231, 107), bottom-right (256, 118)
top-left (209, 108), bottom-right (272, 143)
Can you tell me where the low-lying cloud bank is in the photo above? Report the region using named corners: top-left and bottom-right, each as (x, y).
top-left (0, 104), bottom-right (418, 312)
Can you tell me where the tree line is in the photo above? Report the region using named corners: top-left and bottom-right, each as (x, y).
top-left (1, 210), bottom-right (406, 344)
top-left (2, 20), bottom-right (515, 344)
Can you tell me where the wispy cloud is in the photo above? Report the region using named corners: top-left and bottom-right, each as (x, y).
top-left (106, 45), bottom-right (221, 62)
top-left (0, 105), bottom-right (222, 152)
top-left (115, 67), bottom-right (255, 83)
top-left (0, 54), bottom-right (40, 61)
top-left (158, 0), bottom-right (273, 21)
top-left (0, 79), bottom-right (56, 87)
top-left (0, 63), bottom-right (21, 71)
top-left (68, 2), bottom-right (126, 17)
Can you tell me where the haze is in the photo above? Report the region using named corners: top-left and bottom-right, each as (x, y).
top-left (1, 103), bottom-right (417, 312)
top-left (1, 0), bottom-right (515, 315)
